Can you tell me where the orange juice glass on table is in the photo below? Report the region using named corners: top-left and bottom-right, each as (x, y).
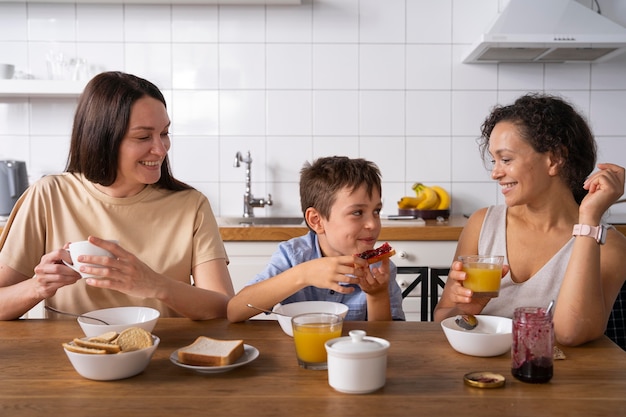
top-left (292, 313), bottom-right (343, 370)
top-left (459, 255), bottom-right (504, 297)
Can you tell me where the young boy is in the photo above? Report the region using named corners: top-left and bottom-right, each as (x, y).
top-left (227, 156), bottom-right (405, 322)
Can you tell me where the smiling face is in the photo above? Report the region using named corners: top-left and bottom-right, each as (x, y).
top-left (488, 121), bottom-right (558, 207)
top-left (102, 96), bottom-right (171, 197)
top-left (313, 184), bottom-right (383, 257)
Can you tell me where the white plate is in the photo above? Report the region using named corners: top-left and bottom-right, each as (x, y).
top-left (169, 344), bottom-right (259, 374)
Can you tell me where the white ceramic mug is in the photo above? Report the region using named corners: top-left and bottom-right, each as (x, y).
top-left (67, 240), bottom-right (118, 278)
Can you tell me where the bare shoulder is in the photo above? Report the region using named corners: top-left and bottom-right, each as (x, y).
top-left (462, 208), bottom-right (488, 236)
top-left (602, 227), bottom-right (626, 289)
top-left (454, 207), bottom-right (489, 257)
top-left (605, 226), bottom-right (626, 254)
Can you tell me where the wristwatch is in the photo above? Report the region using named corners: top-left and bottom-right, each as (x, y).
top-left (572, 224), bottom-right (607, 245)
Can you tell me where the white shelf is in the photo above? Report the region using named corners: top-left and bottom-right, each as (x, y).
top-left (0, 80), bottom-right (86, 98)
top-left (0, 0), bottom-right (300, 4)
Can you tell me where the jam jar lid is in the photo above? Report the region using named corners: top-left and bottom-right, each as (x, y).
top-left (463, 371), bottom-right (506, 388)
top-left (328, 330), bottom-right (388, 353)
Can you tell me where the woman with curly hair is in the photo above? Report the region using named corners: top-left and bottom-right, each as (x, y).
top-left (434, 93), bottom-right (626, 347)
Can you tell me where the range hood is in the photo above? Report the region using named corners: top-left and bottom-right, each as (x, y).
top-left (463, 0), bottom-right (626, 64)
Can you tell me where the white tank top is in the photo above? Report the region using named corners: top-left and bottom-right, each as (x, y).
top-left (479, 205), bottom-right (574, 318)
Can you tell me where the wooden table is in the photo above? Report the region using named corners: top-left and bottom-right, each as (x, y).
top-left (1, 319), bottom-right (625, 416)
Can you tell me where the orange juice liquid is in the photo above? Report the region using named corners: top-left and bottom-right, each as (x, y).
top-left (462, 263), bottom-right (502, 297)
top-left (293, 324), bottom-right (342, 364)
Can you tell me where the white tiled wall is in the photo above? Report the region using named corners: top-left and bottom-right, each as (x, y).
top-left (1, 0), bottom-right (625, 219)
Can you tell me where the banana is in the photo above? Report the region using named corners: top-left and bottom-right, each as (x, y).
top-left (397, 196), bottom-right (424, 209)
top-left (411, 182), bottom-right (425, 196)
top-left (430, 185), bottom-right (451, 210)
top-left (416, 185), bottom-right (440, 210)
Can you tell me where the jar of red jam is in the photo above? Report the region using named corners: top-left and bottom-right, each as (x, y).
top-left (511, 306), bottom-right (554, 383)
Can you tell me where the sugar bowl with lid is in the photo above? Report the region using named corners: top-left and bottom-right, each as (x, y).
top-left (325, 330), bottom-right (390, 394)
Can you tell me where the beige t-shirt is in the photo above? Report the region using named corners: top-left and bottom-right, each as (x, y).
top-left (0, 173), bottom-right (227, 317)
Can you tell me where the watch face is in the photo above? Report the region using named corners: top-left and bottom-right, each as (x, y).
top-left (599, 225), bottom-right (607, 245)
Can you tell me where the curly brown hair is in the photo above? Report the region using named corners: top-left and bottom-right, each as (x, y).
top-left (479, 93), bottom-right (596, 204)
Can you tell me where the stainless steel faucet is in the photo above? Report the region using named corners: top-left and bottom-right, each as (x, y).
top-left (234, 151), bottom-right (272, 218)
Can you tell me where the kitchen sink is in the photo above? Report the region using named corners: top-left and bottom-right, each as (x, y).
top-left (218, 216), bottom-right (305, 226)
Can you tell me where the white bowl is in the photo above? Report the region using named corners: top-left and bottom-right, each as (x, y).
top-left (274, 301), bottom-right (349, 337)
top-left (441, 315), bottom-right (512, 357)
top-left (64, 335), bottom-right (159, 380)
top-left (77, 306), bottom-right (160, 338)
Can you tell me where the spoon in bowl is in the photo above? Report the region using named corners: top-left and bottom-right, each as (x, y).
top-left (246, 304), bottom-right (291, 318)
top-left (455, 314), bottom-right (479, 330)
top-left (44, 305), bottom-right (110, 325)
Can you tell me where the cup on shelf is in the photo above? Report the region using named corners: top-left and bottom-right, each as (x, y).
top-left (0, 63), bottom-right (15, 80)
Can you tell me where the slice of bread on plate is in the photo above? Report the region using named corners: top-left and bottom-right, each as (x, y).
top-left (177, 336), bottom-right (244, 366)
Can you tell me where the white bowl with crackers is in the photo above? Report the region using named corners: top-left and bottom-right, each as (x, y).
top-left (274, 301), bottom-right (349, 337)
top-left (63, 327), bottom-right (159, 380)
top-left (77, 306), bottom-right (160, 338)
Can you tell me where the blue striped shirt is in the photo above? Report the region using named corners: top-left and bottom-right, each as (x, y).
top-left (246, 231), bottom-right (405, 321)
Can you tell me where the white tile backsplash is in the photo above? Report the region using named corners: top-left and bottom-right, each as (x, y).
top-left (359, 0), bottom-right (406, 44)
top-left (219, 90), bottom-right (266, 135)
top-left (360, 91), bottom-right (405, 136)
top-left (312, 0), bottom-right (359, 43)
top-left (313, 90), bottom-right (359, 136)
top-left (219, 44), bottom-right (266, 89)
top-left (28, 3), bottom-right (76, 42)
top-left (77, 5), bottom-right (124, 42)
top-left (219, 6), bottom-right (266, 43)
top-left (0, 99), bottom-right (28, 136)
top-left (406, 0), bottom-right (452, 44)
top-left (124, 5), bottom-right (171, 43)
top-left (359, 44), bottom-right (405, 90)
top-left (267, 90), bottom-right (312, 136)
top-left (0, 4), bottom-right (28, 41)
top-left (406, 44), bottom-right (452, 90)
top-left (172, 43), bottom-right (219, 89)
top-left (406, 90), bottom-right (452, 136)
top-left (171, 90), bottom-right (219, 135)
top-left (312, 44), bottom-right (358, 89)
top-left (0, 0), bottom-right (625, 219)
top-left (172, 5), bottom-right (218, 43)
top-left (266, 44), bottom-right (312, 89)
top-left (266, 2), bottom-right (312, 43)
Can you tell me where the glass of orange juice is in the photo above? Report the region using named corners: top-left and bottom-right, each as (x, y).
top-left (458, 255), bottom-right (504, 297)
top-left (292, 313), bottom-right (343, 370)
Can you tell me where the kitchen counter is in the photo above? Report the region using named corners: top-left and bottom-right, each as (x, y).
top-left (218, 215), bottom-right (468, 242)
top-left (1, 217), bottom-right (625, 242)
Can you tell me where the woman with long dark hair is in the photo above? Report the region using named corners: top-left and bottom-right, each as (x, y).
top-left (0, 72), bottom-right (234, 320)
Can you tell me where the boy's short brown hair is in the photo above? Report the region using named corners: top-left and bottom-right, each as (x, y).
top-left (299, 156), bottom-right (382, 220)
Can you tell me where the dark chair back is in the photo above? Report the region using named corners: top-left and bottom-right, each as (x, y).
top-left (605, 281), bottom-right (626, 351)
